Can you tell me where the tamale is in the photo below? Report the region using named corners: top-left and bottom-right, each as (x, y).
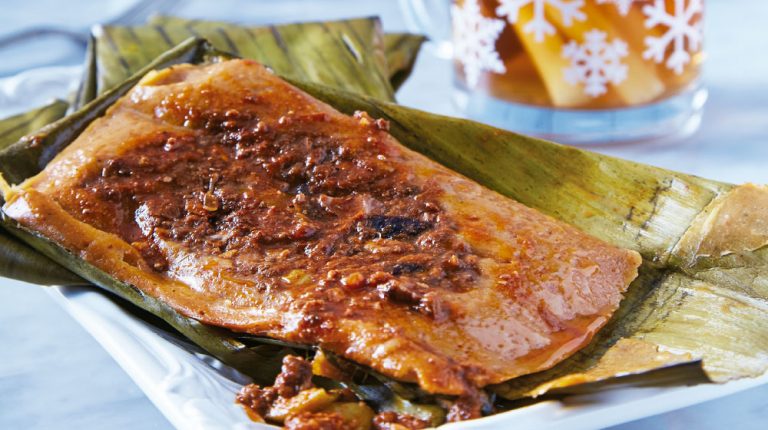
top-left (1, 60), bottom-right (640, 404)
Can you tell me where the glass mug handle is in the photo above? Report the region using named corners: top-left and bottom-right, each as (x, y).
top-left (398, 0), bottom-right (453, 59)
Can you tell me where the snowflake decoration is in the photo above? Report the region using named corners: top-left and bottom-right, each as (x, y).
top-left (562, 30), bottom-right (628, 97)
top-left (496, 0), bottom-right (586, 42)
top-left (642, 0), bottom-right (703, 74)
top-left (452, 0), bottom-right (507, 88)
top-left (596, 0), bottom-right (639, 16)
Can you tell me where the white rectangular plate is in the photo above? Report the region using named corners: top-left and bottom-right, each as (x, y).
top-left (50, 285), bottom-right (768, 430)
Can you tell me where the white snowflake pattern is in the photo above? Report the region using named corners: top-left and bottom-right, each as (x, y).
top-left (596, 0), bottom-right (639, 16)
top-left (562, 29), bottom-right (628, 97)
top-left (642, 0), bottom-right (703, 74)
top-left (452, 0), bottom-right (507, 88)
top-left (496, 0), bottom-right (586, 42)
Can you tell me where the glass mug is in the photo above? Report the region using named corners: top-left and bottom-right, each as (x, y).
top-left (400, 0), bottom-right (707, 144)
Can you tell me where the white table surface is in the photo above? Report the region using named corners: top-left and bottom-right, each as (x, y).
top-left (1, 0), bottom-right (767, 429)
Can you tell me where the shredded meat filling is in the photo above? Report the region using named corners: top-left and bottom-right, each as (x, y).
top-left (236, 385), bottom-right (279, 419)
top-left (237, 355), bottom-right (378, 429)
top-left (274, 355), bottom-right (313, 398)
top-left (372, 411), bottom-right (430, 430)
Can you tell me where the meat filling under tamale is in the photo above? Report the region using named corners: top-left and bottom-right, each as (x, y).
top-left (3, 59), bottom-right (641, 398)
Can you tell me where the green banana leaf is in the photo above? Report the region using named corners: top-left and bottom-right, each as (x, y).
top-left (71, 35), bottom-right (98, 113)
top-left (0, 100), bottom-right (68, 144)
top-left (0, 100), bottom-right (83, 285)
top-left (0, 225), bottom-right (82, 285)
top-left (85, 16), bottom-right (397, 105)
top-left (380, 32), bottom-right (426, 91)
top-left (146, 16), bottom-right (425, 92)
top-left (2, 29), bottom-right (767, 424)
top-left (72, 16), bottom-right (424, 110)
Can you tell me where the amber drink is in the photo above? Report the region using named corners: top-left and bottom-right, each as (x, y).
top-left (448, 0), bottom-right (706, 143)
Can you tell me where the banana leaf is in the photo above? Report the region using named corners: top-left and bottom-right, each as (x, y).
top-left (0, 225), bottom-right (83, 285)
top-left (146, 16), bottom-right (425, 92)
top-left (0, 100), bottom-right (83, 285)
top-left (71, 34), bottom-right (97, 113)
top-left (0, 100), bottom-right (68, 144)
top-left (72, 17), bottom-right (423, 110)
top-left (86, 16), bottom-right (395, 105)
top-left (2, 32), bottom-right (768, 421)
top-left (380, 32), bottom-right (426, 91)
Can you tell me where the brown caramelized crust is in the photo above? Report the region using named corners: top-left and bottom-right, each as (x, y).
top-left (4, 59), bottom-right (641, 396)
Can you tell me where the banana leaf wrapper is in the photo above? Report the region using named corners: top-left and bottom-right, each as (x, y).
top-left (72, 16), bottom-right (423, 110)
top-left (3, 34), bottom-right (768, 412)
top-left (0, 101), bottom-right (83, 285)
top-left (0, 100), bottom-right (68, 144)
top-left (381, 32), bottom-right (426, 91)
top-left (145, 16), bottom-right (425, 93)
